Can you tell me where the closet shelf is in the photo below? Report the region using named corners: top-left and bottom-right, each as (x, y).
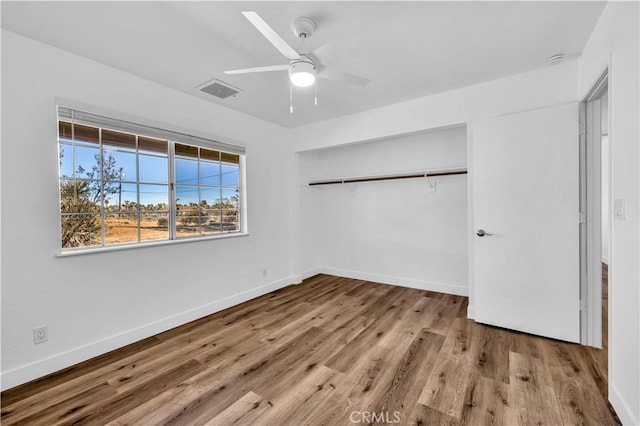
top-left (308, 168), bottom-right (467, 186)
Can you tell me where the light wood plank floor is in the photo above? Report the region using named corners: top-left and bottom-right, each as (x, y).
top-left (1, 275), bottom-right (619, 425)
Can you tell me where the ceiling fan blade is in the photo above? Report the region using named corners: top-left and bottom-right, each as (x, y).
top-left (242, 11), bottom-right (301, 61)
top-left (312, 40), bottom-right (338, 62)
top-left (318, 67), bottom-right (370, 88)
top-left (224, 64), bottom-right (289, 75)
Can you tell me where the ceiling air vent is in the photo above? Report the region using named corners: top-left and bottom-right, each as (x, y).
top-left (196, 79), bottom-right (242, 99)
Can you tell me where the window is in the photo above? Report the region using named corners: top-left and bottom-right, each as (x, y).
top-left (57, 107), bottom-right (245, 251)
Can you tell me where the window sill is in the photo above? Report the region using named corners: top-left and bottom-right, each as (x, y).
top-left (56, 232), bottom-right (250, 257)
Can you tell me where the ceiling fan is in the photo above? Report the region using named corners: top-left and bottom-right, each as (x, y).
top-left (225, 11), bottom-right (370, 111)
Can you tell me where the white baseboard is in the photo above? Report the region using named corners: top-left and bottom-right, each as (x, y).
top-left (466, 305), bottom-right (475, 320)
top-left (297, 267), bottom-right (324, 282)
top-left (319, 266), bottom-right (468, 297)
top-left (610, 382), bottom-right (639, 426)
top-left (1, 276), bottom-right (296, 391)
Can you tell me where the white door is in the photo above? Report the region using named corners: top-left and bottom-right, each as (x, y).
top-left (472, 103), bottom-right (580, 343)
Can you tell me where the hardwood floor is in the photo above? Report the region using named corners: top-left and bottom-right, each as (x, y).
top-left (1, 275), bottom-right (619, 425)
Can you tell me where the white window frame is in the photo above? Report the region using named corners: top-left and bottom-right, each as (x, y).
top-left (56, 106), bottom-right (248, 256)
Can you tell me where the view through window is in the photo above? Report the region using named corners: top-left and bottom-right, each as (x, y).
top-left (58, 109), bottom-right (244, 250)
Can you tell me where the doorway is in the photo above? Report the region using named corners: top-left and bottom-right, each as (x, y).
top-left (600, 92), bottom-right (610, 354)
top-left (580, 70), bottom-right (609, 349)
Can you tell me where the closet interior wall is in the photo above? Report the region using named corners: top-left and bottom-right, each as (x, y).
top-left (298, 125), bottom-right (469, 296)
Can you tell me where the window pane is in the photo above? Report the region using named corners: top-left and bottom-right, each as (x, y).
top-left (140, 212), bottom-right (169, 242)
top-left (60, 179), bottom-right (100, 213)
top-left (102, 129), bottom-right (136, 151)
top-left (200, 148), bottom-right (220, 162)
top-left (105, 213), bottom-right (138, 245)
top-left (200, 161), bottom-right (220, 186)
top-left (104, 182), bottom-right (137, 211)
top-left (199, 187), bottom-right (220, 209)
top-left (175, 143), bottom-right (198, 159)
top-left (221, 152), bottom-right (240, 164)
top-left (58, 122), bottom-right (99, 145)
top-left (74, 124), bottom-right (100, 145)
top-left (202, 210), bottom-right (222, 235)
top-left (176, 185), bottom-right (199, 209)
top-left (175, 158), bottom-right (198, 185)
top-left (60, 214), bottom-right (102, 248)
top-left (58, 121), bottom-right (72, 142)
top-left (58, 144), bottom-right (74, 178)
top-left (221, 163), bottom-right (239, 187)
top-left (176, 210), bottom-right (201, 238)
top-left (139, 136), bottom-right (167, 155)
top-left (222, 210), bottom-right (240, 232)
top-left (102, 150), bottom-right (136, 182)
top-left (75, 145), bottom-right (100, 178)
top-left (221, 188), bottom-right (239, 209)
top-left (139, 155), bottom-right (167, 183)
top-left (139, 184), bottom-right (168, 210)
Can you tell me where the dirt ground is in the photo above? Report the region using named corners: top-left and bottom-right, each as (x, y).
top-left (104, 218), bottom-right (169, 244)
top-left (103, 217), bottom-right (235, 244)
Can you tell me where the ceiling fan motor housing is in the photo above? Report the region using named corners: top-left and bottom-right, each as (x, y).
top-left (292, 17), bottom-right (315, 38)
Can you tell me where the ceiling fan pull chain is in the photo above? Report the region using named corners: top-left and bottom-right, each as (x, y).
top-left (290, 84), bottom-right (294, 114)
top-left (314, 80), bottom-right (318, 106)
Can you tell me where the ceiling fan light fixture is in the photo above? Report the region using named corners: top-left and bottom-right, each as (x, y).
top-left (289, 60), bottom-right (316, 87)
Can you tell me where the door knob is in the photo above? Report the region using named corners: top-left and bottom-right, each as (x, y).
top-left (476, 229), bottom-right (493, 237)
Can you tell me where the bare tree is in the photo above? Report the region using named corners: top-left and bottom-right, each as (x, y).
top-left (60, 151), bottom-right (120, 248)
top-left (60, 180), bottom-right (100, 248)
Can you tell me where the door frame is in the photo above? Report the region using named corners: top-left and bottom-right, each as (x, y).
top-left (580, 69), bottom-right (609, 347)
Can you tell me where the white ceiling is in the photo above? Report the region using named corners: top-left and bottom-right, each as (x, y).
top-left (2, 1), bottom-right (605, 128)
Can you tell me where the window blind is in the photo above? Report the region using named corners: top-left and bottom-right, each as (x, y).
top-left (57, 106), bottom-right (245, 155)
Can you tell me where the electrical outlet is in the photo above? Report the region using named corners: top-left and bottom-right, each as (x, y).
top-left (33, 326), bottom-right (48, 344)
top-left (262, 268), bottom-right (268, 278)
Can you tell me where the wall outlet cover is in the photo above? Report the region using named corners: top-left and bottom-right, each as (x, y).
top-left (613, 198), bottom-right (625, 220)
top-left (33, 326), bottom-right (48, 344)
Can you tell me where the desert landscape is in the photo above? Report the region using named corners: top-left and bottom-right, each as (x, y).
top-left (101, 214), bottom-right (239, 245)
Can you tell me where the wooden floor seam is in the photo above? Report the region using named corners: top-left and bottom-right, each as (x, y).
top-left (0, 273), bottom-right (619, 425)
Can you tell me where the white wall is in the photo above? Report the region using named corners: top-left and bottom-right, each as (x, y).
top-left (578, 3), bottom-right (640, 424)
top-left (291, 60), bottom-right (579, 153)
top-left (298, 127), bottom-right (468, 295)
top-left (0, 30), bottom-right (295, 390)
top-left (297, 150), bottom-right (323, 276)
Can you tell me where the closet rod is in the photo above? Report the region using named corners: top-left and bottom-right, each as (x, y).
top-left (308, 168), bottom-right (467, 186)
